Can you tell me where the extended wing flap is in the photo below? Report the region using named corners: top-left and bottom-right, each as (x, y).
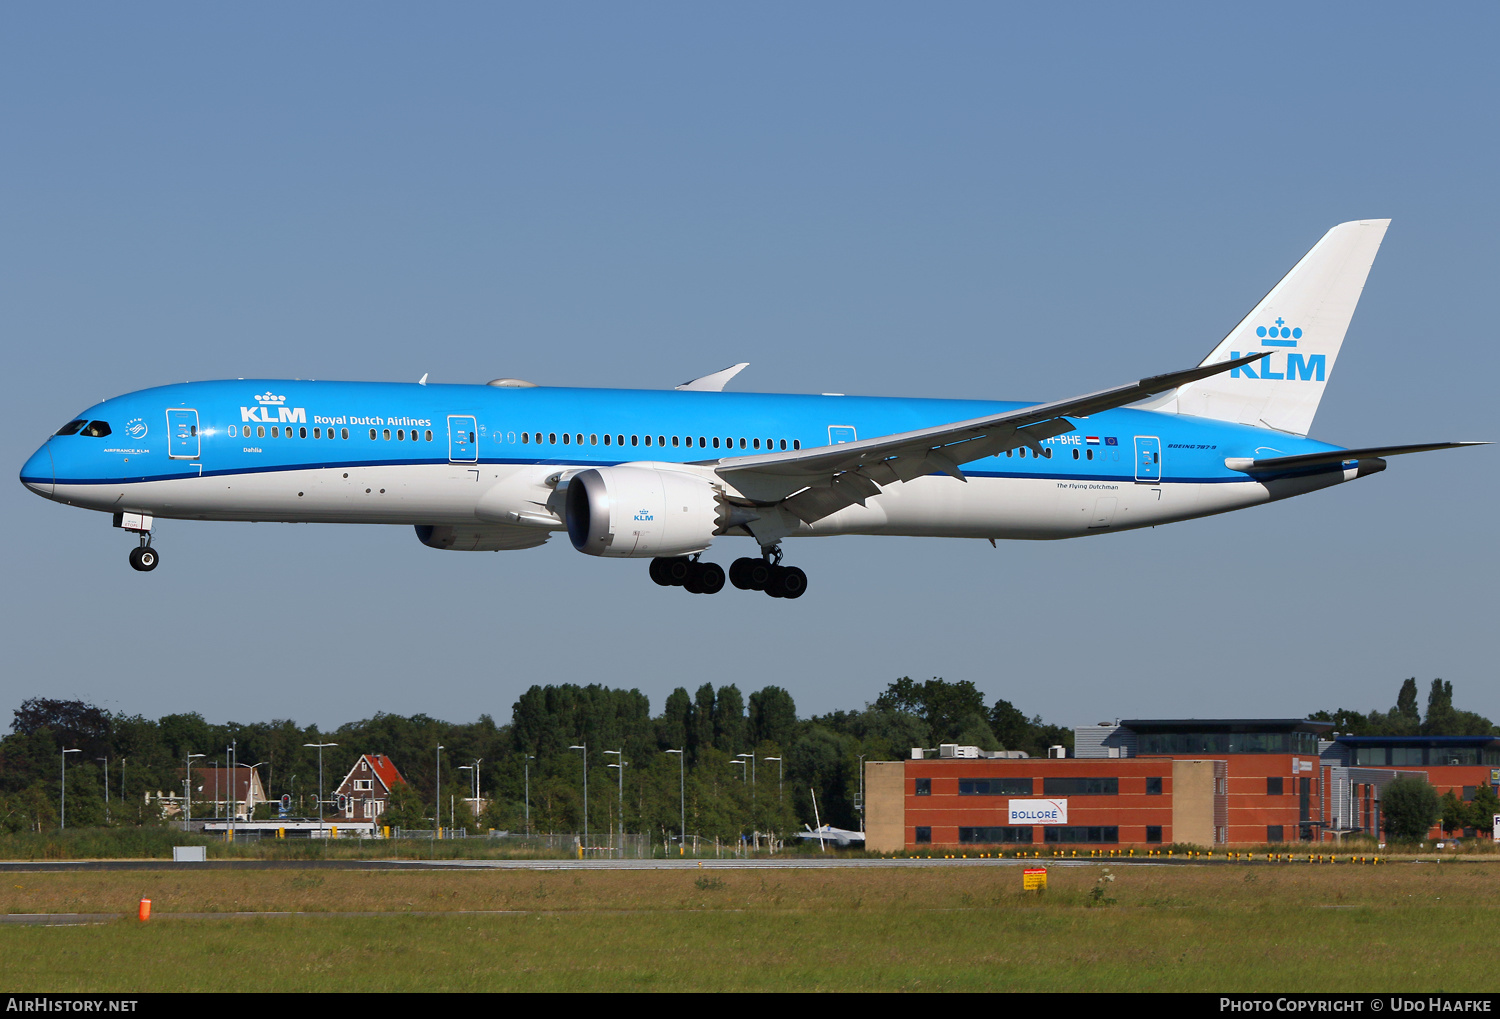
top-left (715, 354), bottom-right (1268, 518)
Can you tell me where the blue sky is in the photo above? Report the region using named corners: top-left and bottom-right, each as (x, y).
top-left (4, 3), bottom-right (1496, 731)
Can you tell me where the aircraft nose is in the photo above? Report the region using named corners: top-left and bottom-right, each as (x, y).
top-left (19, 443), bottom-right (55, 499)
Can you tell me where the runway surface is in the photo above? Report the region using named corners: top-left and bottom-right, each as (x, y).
top-left (0, 855), bottom-right (1130, 873)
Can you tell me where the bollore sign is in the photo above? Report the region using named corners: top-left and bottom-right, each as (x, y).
top-left (1009, 799), bottom-right (1068, 825)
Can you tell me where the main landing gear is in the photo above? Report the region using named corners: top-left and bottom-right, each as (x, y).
top-left (650, 548), bottom-right (806, 599)
top-left (128, 534), bottom-right (159, 572)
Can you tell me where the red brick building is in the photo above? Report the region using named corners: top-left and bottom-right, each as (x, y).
top-left (864, 720), bottom-right (1500, 851)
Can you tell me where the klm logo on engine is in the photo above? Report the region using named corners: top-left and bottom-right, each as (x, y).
top-left (633, 508), bottom-right (655, 522)
top-left (1230, 319), bottom-right (1325, 381)
top-left (240, 391), bottom-right (307, 424)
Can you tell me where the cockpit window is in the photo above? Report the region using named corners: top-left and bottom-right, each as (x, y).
top-left (80, 421), bottom-right (112, 437)
top-left (55, 420), bottom-right (88, 436)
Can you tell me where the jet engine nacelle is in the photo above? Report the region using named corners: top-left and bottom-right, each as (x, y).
top-left (565, 466), bottom-right (721, 558)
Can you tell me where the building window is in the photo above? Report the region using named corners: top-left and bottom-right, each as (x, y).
top-left (914, 827), bottom-right (931, 844)
top-left (1267, 777), bottom-right (1284, 796)
top-left (958, 778), bottom-right (1034, 796)
top-left (914, 778), bottom-right (931, 796)
top-left (1042, 777), bottom-right (1118, 796)
top-left (1267, 825), bottom-right (1284, 843)
top-left (958, 827), bottom-right (1034, 844)
top-left (1146, 825), bottom-right (1163, 843)
top-left (1042, 826), bottom-right (1118, 844)
top-left (1146, 777), bottom-right (1163, 795)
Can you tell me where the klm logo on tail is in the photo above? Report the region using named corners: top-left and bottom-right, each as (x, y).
top-left (1230, 319), bottom-right (1325, 381)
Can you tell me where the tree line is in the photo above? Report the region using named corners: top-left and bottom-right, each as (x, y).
top-left (0, 677), bottom-right (1072, 841)
top-left (1309, 678), bottom-right (1497, 737)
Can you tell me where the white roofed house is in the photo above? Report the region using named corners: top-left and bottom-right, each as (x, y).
top-left (331, 754), bottom-right (406, 824)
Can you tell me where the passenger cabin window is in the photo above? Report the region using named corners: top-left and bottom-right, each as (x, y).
top-left (80, 421), bottom-right (112, 437)
top-left (56, 420), bottom-right (88, 436)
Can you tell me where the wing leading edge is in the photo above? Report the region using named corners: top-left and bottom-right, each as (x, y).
top-left (709, 352), bottom-right (1270, 523)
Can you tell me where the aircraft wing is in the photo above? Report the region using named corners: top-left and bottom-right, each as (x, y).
top-left (708, 352), bottom-right (1269, 523)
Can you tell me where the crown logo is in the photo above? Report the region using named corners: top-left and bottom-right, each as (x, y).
top-left (255, 392), bottom-right (287, 405)
top-left (1255, 318), bottom-right (1302, 341)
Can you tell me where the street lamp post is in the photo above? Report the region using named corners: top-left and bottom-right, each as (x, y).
top-left (763, 756), bottom-right (783, 852)
top-left (97, 757), bottom-right (109, 823)
top-left (605, 750), bottom-right (626, 856)
top-left (184, 753), bottom-right (204, 832)
top-left (522, 756), bottom-right (534, 834)
top-left (523, 755), bottom-right (534, 835)
top-left (665, 749), bottom-right (685, 857)
top-left (303, 742), bottom-right (337, 837)
top-left (238, 762), bottom-right (266, 824)
top-left (857, 754), bottom-right (868, 834)
top-left (569, 744), bottom-right (588, 854)
top-left (435, 745), bottom-right (445, 839)
top-left (763, 756), bottom-right (783, 804)
top-left (737, 753), bottom-right (756, 810)
top-left (60, 748), bottom-right (80, 829)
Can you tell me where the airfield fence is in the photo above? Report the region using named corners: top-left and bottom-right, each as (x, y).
top-left (391, 830), bottom-right (654, 857)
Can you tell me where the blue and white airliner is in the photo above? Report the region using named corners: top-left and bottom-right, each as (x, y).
top-left (18, 220), bottom-right (1483, 598)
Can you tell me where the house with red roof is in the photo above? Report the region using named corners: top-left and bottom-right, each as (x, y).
top-left (331, 753), bottom-right (406, 823)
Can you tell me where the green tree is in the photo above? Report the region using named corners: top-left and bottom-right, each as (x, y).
top-left (748, 686), bottom-right (798, 749)
top-left (1467, 784), bottom-right (1500, 837)
top-left (1438, 790), bottom-right (1467, 835)
top-left (1423, 679), bottom-right (1457, 736)
top-left (713, 685), bottom-right (746, 755)
top-left (658, 687), bottom-right (691, 749)
top-left (384, 780), bottom-right (429, 830)
top-left (1381, 775), bottom-right (1440, 842)
top-left (690, 684), bottom-right (716, 753)
top-left (876, 677), bottom-right (988, 744)
top-left (1394, 678), bottom-right (1421, 730)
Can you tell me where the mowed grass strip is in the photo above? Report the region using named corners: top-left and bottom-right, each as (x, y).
top-left (3, 864), bottom-right (1497, 992)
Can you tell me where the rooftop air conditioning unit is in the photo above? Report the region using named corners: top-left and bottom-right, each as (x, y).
top-left (1048, 745), bottom-right (1067, 759)
top-left (938, 744), bottom-right (980, 759)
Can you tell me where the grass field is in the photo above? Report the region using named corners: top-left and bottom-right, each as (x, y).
top-left (4, 861), bottom-right (1498, 992)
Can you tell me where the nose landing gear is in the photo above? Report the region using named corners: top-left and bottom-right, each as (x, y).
top-left (115, 512), bottom-right (158, 572)
top-left (128, 534), bottom-right (159, 572)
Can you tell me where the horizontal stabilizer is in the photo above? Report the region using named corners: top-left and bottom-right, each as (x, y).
top-left (1225, 441), bottom-right (1487, 475)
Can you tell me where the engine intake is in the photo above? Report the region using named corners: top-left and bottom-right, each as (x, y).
top-left (566, 467), bottom-right (721, 558)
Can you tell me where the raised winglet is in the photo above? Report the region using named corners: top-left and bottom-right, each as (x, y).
top-left (676, 363), bottom-right (750, 392)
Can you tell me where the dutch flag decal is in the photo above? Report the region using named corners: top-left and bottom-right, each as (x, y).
top-left (1085, 436), bottom-right (1100, 445)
